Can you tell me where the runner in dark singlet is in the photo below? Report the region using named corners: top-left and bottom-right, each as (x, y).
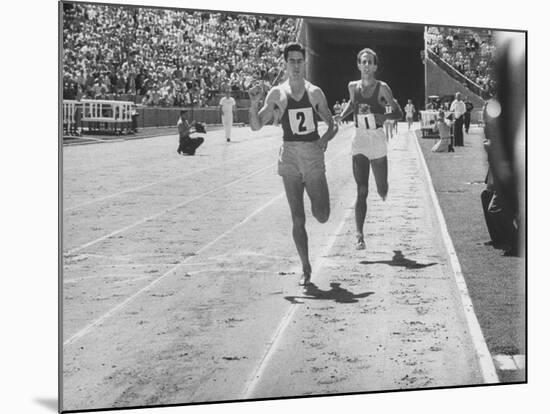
top-left (248, 42), bottom-right (338, 286)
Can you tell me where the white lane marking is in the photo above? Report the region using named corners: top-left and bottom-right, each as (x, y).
top-left (64, 274), bottom-right (156, 284)
top-left (492, 355), bottom-right (516, 371)
top-left (64, 145), bottom-right (279, 212)
top-left (63, 144), bottom-right (351, 348)
top-left (512, 354), bottom-right (525, 370)
top-left (242, 206), bottom-right (355, 399)
top-left (64, 127), bottom-right (351, 256)
top-left (493, 354), bottom-right (525, 371)
top-left (179, 268), bottom-right (276, 276)
top-left (63, 192), bottom-right (285, 347)
top-left (242, 151), bottom-right (354, 399)
top-left (66, 136), bottom-right (109, 142)
top-left (64, 162), bottom-right (277, 256)
top-left (411, 130), bottom-right (499, 384)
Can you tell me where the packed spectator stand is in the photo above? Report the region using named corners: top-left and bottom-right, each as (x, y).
top-left (425, 26), bottom-right (496, 98)
top-left (62, 3), bottom-right (497, 130)
top-left (62, 3), bottom-right (298, 107)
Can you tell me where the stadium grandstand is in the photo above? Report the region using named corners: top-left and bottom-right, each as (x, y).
top-left (425, 26), bottom-right (497, 99)
top-left (62, 3), bottom-right (298, 106)
top-left (62, 2), bottom-right (498, 137)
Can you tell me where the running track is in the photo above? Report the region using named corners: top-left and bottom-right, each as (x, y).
top-left (61, 123), bottom-right (496, 411)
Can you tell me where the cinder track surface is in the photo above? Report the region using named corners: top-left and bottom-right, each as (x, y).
top-left (62, 124), bottom-right (488, 411)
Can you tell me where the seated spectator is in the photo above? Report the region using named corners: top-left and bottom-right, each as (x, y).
top-left (62, 4), bottom-right (298, 106)
top-left (426, 26), bottom-right (496, 96)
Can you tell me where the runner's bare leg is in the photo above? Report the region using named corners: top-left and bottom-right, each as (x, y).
top-left (282, 176), bottom-right (312, 285)
top-left (352, 154), bottom-right (371, 249)
top-left (370, 156), bottom-right (388, 201)
top-left (305, 173), bottom-right (330, 224)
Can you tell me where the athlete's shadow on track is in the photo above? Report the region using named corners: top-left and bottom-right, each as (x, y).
top-left (284, 283), bottom-right (373, 304)
top-left (360, 250), bottom-right (437, 269)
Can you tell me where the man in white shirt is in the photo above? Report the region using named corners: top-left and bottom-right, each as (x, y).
top-left (450, 92), bottom-right (466, 146)
top-left (404, 99), bottom-right (416, 131)
top-left (219, 90), bottom-right (237, 142)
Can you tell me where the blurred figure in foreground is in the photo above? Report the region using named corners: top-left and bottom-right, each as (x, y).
top-left (482, 32), bottom-right (525, 256)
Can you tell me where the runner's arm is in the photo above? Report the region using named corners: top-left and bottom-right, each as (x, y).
top-left (249, 86), bottom-right (279, 131)
top-left (378, 83), bottom-right (403, 122)
top-left (312, 87), bottom-right (338, 146)
top-left (337, 82), bottom-right (356, 122)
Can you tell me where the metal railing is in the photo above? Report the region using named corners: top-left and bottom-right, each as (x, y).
top-left (426, 48), bottom-right (491, 100)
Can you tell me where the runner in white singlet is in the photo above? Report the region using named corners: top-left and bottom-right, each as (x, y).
top-left (335, 48), bottom-right (403, 250)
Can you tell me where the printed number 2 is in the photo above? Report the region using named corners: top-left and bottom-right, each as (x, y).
top-left (296, 112), bottom-right (306, 132)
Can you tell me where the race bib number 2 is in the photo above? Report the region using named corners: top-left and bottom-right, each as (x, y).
top-left (288, 108), bottom-right (315, 135)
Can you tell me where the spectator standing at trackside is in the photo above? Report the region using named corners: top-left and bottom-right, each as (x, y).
top-left (333, 101), bottom-right (342, 125)
top-left (450, 92), bottom-right (466, 146)
top-left (464, 98), bottom-right (474, 134)
top-left (72, 84), bottom-right (84, 136)
top-left (219, 89), bottom-right (237, 142)
top-left (130, 105), bottom-right (139, 133)
top-left (404, 99), bottom-right (415, 131)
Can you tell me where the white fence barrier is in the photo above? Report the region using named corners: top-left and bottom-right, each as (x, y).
top-left (63, 100), bottom-right (79, 134)
top-left (62, 100), bottom-right (135, 135)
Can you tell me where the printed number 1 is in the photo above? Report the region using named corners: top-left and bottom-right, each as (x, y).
top-left (296, 112), bottom-right (306, 132)
top-left (365, 117), bottom-right (369, 129)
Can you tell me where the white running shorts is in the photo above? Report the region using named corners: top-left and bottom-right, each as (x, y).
top-left (351, 127), bottom-right (388, 159)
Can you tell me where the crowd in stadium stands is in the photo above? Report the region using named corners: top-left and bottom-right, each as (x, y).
top-left (426, 26), bottom-right (496, 96)
top-left (62, 3), bottom-right (297, 106)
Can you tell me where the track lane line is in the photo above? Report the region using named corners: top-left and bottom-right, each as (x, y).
top-left (63, 143), bottom-right (351, 348)
top-left (241, 192), bottom-right (355, 399)
top-left (63, 192), bottom-right (285, 347)
top-left (64, 162), bottom-right (277, 255)
top-left (64, 126), bottom-right (351, 255)
top-left (64, 144), bottom-right (280, 212)
top-left (411, 130), bottom-right (499, 384)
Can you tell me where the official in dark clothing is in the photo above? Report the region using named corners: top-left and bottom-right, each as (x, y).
top-left (450, 92), bottom-right (466, 146)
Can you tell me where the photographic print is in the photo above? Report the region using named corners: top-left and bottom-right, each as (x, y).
top-left (60, 0), bottom-right (526, 412)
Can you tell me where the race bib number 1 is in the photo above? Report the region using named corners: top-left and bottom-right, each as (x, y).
top-left (288, 108), bottom-right (315, 135)
top-left (357, 113), bottom-right (377, 130)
